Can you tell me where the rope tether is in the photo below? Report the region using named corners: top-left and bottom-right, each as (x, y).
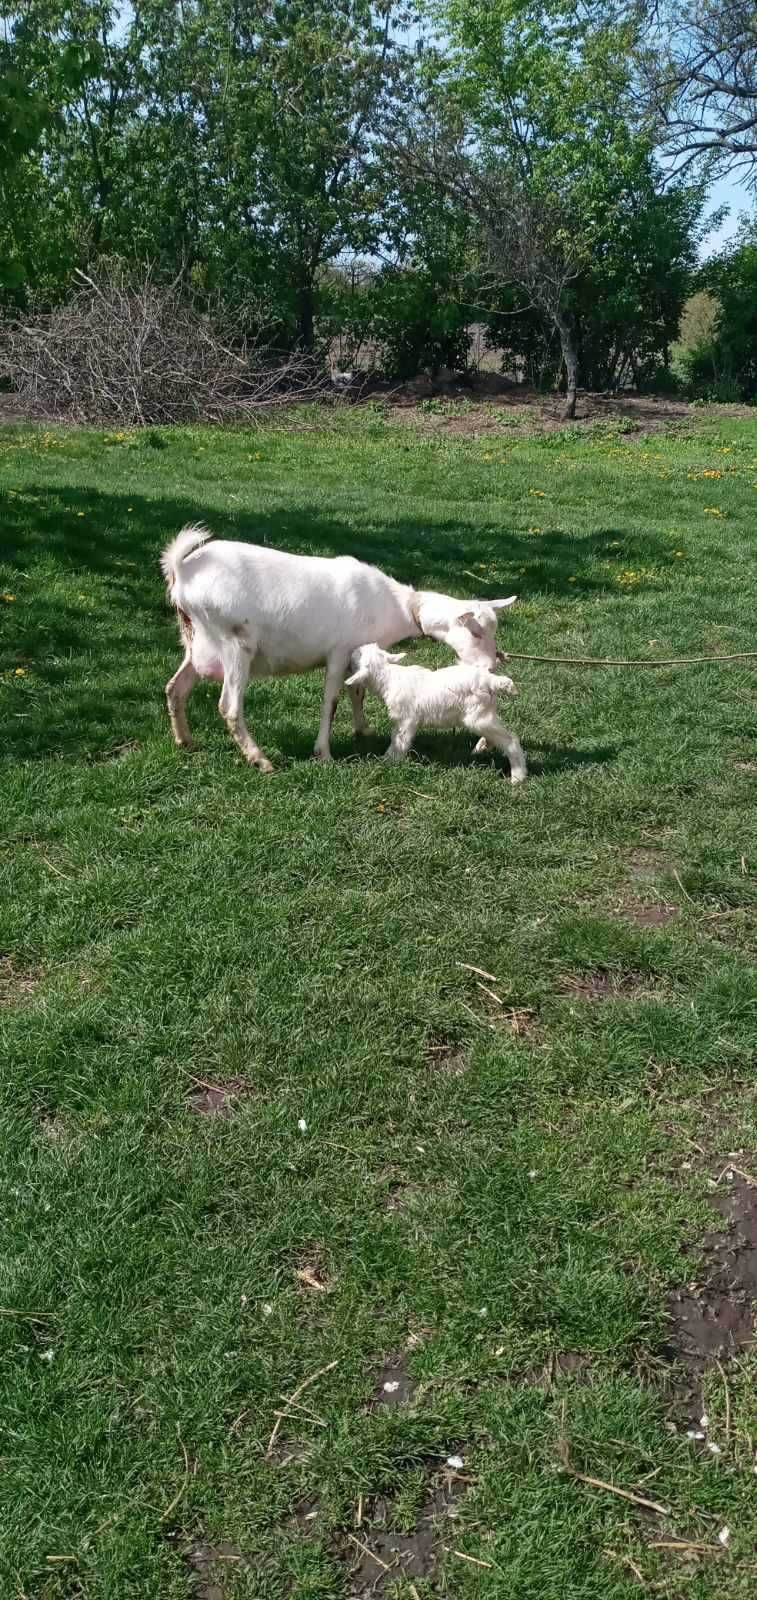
top-left (502, 650), bottom-right (757, 669)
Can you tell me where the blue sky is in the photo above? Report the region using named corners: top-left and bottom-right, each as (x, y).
top-left (701, 170), bottom-right (754, 256)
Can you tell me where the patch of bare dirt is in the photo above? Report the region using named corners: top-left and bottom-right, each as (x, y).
top-left (186, 1076), bottom-right (254, 1117)
top-left (0, 954), bottom-right (41, 1006)
top-left (339, 1474), bottom-right (465, 1595)
top-left (350, 381), bottom-right (757, 439)
top-left (289, 1493), bottom-right (321, 1536)
top-left (371, 1353), bottom-right (419, 1409)
top-left (383, 1177), bottom-right (421, 1214)
top-left (496, 1005), bottom-right (541, 1038)
top-left (424, 1034), bottom-right (467, 1074)
top-left (35, 1113), bottom-right (83, 1156)
top-left (617, 898), bottom-right (679, 930)
top-left (87, 739), bottom-right (141, 764)
top-left (559, 971), bottom-right (663, 1003)
top-left (734, 760), bottom-right (757, 773)
top-left (294, 1256), bottom-right (333, 1295)
top-left (522, 1349), bottom-right (596, 1388)
top-left (660, 1168), bottom-right (756, 1430)
top-left (184, 1538), bottom-right (249, 1600)
top-left (626, 847), bottom-right (675, 882)
top-left (266, 1438), bottom-right (313, 1469)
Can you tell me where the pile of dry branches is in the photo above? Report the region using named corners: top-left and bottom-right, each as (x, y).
top-left (0, 265), bottom-right (328, 424)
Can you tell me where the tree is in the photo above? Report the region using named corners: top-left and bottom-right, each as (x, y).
top-left (192, 0), bottom-right (412, 347)
top-left (3, 1), bottom-right (414, 342)
top-left (0, 13), bottom-right (86, 292)
top-left (641, 0), bottom-right (757, 186)
top-left (401, 2), bottom-right (667, 414)
top-left (697, 220), bottom-right (757, 396)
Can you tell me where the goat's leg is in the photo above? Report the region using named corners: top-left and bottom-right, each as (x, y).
top-left (219, 640), bottom-right (274, 773)
top-left (347, 678), bottom-right (369, 738)
top-left (384, 719), bottom-right (416, 763)
top-left (166, 652), bottom-right (198, 749)
top-left (472, 737), bottom-right (489, 756)
top-left (314, 652), bottom-right (350, 762)
top-left (473, 716), bottom-right (526, 785)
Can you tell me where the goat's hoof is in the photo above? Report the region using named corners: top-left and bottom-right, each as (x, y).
top-left (473, 738), bottom-right (488, 755)
top-left (313, 748), bottom-right (333, 763)
top-left (510, 771), bottom-right (527, 787)
top-left (255, 758), bottom-right (275, 774)
top-left (175, 737), bottom-right (195, 751)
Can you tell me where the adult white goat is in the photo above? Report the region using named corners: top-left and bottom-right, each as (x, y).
top-left (346, 644), bottom-right (526, 783)
top-left (161, 523), bottom-right (516, 771)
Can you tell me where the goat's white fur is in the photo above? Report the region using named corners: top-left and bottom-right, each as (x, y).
top-left (161, 523), bottom-right (517, 769)
top-left (345, 643), bottom-right (527, 784)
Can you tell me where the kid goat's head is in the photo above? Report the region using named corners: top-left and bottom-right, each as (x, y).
top-left (346, 643), bottom-right (406, 686)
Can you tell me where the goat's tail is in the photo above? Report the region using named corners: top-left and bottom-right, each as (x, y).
top-left (160, 523), bottom-right (212, 592)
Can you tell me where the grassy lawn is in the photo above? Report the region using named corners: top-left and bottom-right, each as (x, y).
top-left (2, 408), bottom-right (757, 1599)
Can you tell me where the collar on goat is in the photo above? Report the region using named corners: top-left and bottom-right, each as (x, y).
top-left (409, 595), bottom-right (426, 635)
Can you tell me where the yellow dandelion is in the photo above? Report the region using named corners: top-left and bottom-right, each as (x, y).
top-left (674, 550), bottom-right (685, 557)
top-left (568, 576), bottom-right (577, 584)
top-left (77, 512), bottom-right (85, 518)
top-left (527, 526), bottom-right (542, 535)
top-left (529, 489), bottom-right (546, 497)
top-left (2, 592), bottom-right (16, 602)
top-left (127, 507), bottom-right (133, 512)
top-left (482, 452), bottom-right (493, 461)
top-left (14, 667), bottom-right (27, 676)
top-left (703, 506), bottom-right (722, 516)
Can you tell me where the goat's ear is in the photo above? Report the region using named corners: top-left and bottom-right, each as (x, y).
top-left (386, 650), bottom-right (407, 663)
top-left (458, 610), bottom-right (485, 639)
top-left (345, 668), bottom-right (367, 687)
top-left (489, 595), bottom-right (517, 611)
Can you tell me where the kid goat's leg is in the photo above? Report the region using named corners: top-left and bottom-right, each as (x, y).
top-left (474, 717), bottom-right (527, 785)
top-left (384, 719), bottom-right (416, 762)
top-left (219, 639), bottom-right (273, 772)
top-left (166, 652), bottom-right (198, 749)
top-left (347, 678), bottom-right (369, 738)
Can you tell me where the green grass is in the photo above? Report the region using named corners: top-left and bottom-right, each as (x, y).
top-left (2, 410), bottom-right (757, 1598)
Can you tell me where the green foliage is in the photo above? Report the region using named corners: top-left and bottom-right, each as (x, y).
top-left (368, 264), bottom-right (472, 376)
top-left (0, 0), bottom-right (716, 383)
top-left (690, 221), bottom-right (757, 399)
top-left (431, 0), bottom-right (705, 396)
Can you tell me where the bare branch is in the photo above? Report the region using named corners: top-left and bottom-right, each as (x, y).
top-left (0, 262), bottom-right (331, 424)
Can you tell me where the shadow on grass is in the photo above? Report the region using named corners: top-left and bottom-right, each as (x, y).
top-left (278, 725), bottom-right (625, 777)
top-left (0, 482), bottom-right (670, 762)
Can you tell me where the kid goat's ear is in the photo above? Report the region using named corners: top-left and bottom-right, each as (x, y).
top-left (345, 668), bottom-right (368, 687)
top-left (386, 650), bottom-right (407, 662)
top-left (458, 610), bottom-right (485, 639)
top-left (489, 595), bottom-right (517, 611)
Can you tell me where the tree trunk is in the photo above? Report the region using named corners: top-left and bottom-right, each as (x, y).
top-left (296, 275), bottom-right (315, 351)
top-left (556, 314), bottom-right (578, 419)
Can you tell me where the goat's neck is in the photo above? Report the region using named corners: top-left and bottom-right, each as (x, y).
top-left (399, 583), bottom-right (424, 637)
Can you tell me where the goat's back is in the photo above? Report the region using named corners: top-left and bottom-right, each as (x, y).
top-left (169, 537), bottom-right (413, 673)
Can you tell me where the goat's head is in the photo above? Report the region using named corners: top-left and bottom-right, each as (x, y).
top-left (346, 643), bottom-right (406, 686)
top-left (415, 594), bottom-right (517, 668)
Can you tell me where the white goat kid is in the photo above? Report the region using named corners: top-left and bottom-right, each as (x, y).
top-left (161, 524), bottom-right (517, 771)
top-left (345, 643), bottom-right (527, 785)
